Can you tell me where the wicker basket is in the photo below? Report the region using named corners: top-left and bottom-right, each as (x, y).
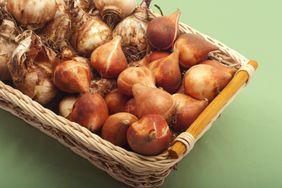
top-left (0, 10), bottom-right (258, 188)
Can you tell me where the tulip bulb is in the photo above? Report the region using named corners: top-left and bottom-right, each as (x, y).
top-left (101, 112), bottom-right (138, 147)
top-left (53, 58), bottom-right (92, 93)
top-left (113, 0), bottom-right (152, 62)
top-left (147, 51), bottom-right (181, 93)
top-left (147, 10), bottom-right (180, 50)
top-left (69, 93), bottom-right (109, 132)
top-left (105, 89), bottom-right (130, 114)
top-left (91, 36), bottom-right (128, 78)
top-left (202, 60), bottom-right (237, 76)
top-left (71, 4), bottom-right (112, 56)
top-left (132, 84), bottom-right (175, 121)
top-left (125, 98), bottom-right (138, 117)
top-left (8, 31), bottom-right (57, 105)
top-left (59, 96), bottom-right (78, 118)
top-left (174, 33), bottom-right (219, 68)
top-left (135, 51), bottom-right (170, 67)
top-left (7, 0), bottom-right (58, 27)
top-left (172, 94), bottom-right (208, 132)
top-left (93, 0), bottom-right (137, 28)
top-left (127, 114), bottom-right (172, 156)
top-left (117, 66), bottom-right (155, 96)
top-left (184, 64), bottom-right (234, 101)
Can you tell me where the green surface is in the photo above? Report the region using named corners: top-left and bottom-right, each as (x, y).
top-left (0, 0), bottom-right (281, 187)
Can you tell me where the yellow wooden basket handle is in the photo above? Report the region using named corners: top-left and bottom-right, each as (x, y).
top-left (168, 60), bottom-right (258, 159)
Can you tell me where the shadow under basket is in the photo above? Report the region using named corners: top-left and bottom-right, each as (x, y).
top-left (0, 15), bottom-right (258, 187)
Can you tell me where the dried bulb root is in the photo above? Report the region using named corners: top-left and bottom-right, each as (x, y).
top-left (89, 78), bottom-right (117, 97)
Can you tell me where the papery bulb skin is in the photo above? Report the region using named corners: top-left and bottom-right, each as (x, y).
top-left (101, 112), bottom-right (138, 147)
top-left (43, 12), bottom-right (73, 55)
top-left (59, 96), bottom-right (78, 118)
top-left (172, 94), bottom-right (208, 132)
top-left (0, 16), bottom-right (19, 81)
top-left (174, 33), bottom-right (219, 68)
top-left (8, 31), bottom-right (57, 105)
top-left (7, 0), bottom-right (58, 27)
top-left (132, 84), bottom-right (175, 121)
top-left (127, 114), bottom-right (172, 156)
top-left (53, 58), bottom-right (92, 94)
top-left (184, 64), bottom-right (233, 101)
top-left (147, 51), bottom-right (181, 93)
top-left (89, 78), bottom-right (117, 97)
top-left (113, 1), bottom-right (152, 62)
top-left (90, 36), bottom-right (128, 78)
top-left (105, 89), bottom-right (130, 114)
top-left (147, 10), bottom-right (180, 50)
top-left (93, 0), bottom-right (136, 28)
top-left (71, 8), bottom-right (112, 56)
top-left (117, 66), bottom-right (155, 96)
top-left (69, 93), bottom-right (109, 133)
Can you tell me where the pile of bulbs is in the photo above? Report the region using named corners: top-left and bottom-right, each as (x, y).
top-left (0, 0), bottom-right (237, 156)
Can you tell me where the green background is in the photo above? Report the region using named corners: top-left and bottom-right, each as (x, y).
top-left (0, 0), bottom-right (281, 187)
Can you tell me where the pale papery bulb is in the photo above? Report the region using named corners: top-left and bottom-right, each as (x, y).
top-left (113, 0), bottom-right (152, 62)
top-left (6, 0), bottom-right (58, 27)
top-left (8, 31), bottom-right (57, 105)
top-left (59, 96), bottom-right (78, 118)
top-left (0, 17), bottom-right (19, 80)
top-left (71, 2), bottom-right (112, 56)
top-left (93, 0), bottom-right (137, 28)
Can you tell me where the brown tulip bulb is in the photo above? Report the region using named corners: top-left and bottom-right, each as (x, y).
top-left (136, 51), bottom-right (170, 66)
top-left (174, 33), bottom-right (218, 68)
top-left (69, 93), bottom-right (109, 132)
top-left (117, 66), bottom-right (155, 96)
top-left (101, 112), bottom-right (138, 147)
top-left (125, 99), bottom-right (138, 117)
top-left (105, 89), bottom-right (130, 114)
top-left (53, 58), bottom-right (92, 93)
top-left (202, 60), bottom-right (237, 76)
top-left (91, 36), bottom-right (128, 78)
top-left (127, 114), bottom-right (172, 156)
top-left (147, 51), bottom-right (181, 93)
top-left (184, 64), bottom-right (234, 101)
top-left (172, 94), bottom-right (208, 132)
top-left (147, 10), bottom-right (181, 50)
top-left (132, 84), bottom-right (175, 121)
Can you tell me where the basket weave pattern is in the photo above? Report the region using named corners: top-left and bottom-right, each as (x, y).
top-left (0, 18), bottom-right (250, 187)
